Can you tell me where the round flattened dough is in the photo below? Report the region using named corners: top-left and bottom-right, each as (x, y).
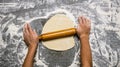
top-left (42, 14), bottom-right (75, 51)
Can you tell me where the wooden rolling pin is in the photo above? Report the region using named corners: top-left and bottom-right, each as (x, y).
top-left (39, 28), bottom-right (76, 41)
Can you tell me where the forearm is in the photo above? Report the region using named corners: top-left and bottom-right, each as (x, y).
top-left (80, 35), bottom-right (92, 67)
top-left (22, 45), bottom-right (37, 67)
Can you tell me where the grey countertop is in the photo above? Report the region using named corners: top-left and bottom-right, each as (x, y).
top-left (0, 0), bottom-right (120, 67)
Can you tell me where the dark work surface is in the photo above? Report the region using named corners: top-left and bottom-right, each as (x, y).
top-left (0, 0), bottom-right (120, 67)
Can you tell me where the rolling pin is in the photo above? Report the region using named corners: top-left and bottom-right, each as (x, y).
top-left (38, 28), bottom-right (76, 41)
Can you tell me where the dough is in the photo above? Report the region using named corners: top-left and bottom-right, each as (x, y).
top-left (42, 14), bottom-right (75, 51)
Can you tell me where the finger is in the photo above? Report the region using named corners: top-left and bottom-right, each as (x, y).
top-left (24, 23), bottom-right (28, 32)
top-left (78, 16), bottom-right (82, 28)
top-left (82, 16), bottom-right (86, 24)
top-left (87, 19), bottom-right (91, 27)
top-left (34, 29), bottom-right (38, 36)
top-left (26, 23), bottom-right (33, 34)
top-left (23, 26), bottom-right (25, 37)
top-left (78, 16), bottom-right (81, 24)
top-left (27, 23), bottom-right (34, 33)
top-left (81, 16), bottom-right (84, 24)
top-left (23, 33), bottom-right (26, 41)
top-left (26, 23), bottom-right (30, 32)
top-left (23, 24), bottom-right (28, 39)
top-left (25, 23), bottom-right (28, 33)
top-left (79, 17), bottom-right (84, 26)
top-left (33, 29), bottom-right (39, 40)
top-left (23, 24), bottom-right (26, 34)
top-left (33, 29), bottom-right (36, 34)
top-left (23, 29), bottom-right (26, 37)
top-left (85, 17), bottom-right (90, 26)
top-left (85, 17), bottom-right (87, 24)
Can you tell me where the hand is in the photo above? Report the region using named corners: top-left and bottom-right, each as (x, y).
top-left (77, 16), bottom-right (91, 38)
top-left (23, 23), bottom-right (38, 48)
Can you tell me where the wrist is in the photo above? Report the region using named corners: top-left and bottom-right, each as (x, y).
top-left (28, 44), bottom-right (38, 50)
top-left (79, 34), bottom-right (89, 39)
